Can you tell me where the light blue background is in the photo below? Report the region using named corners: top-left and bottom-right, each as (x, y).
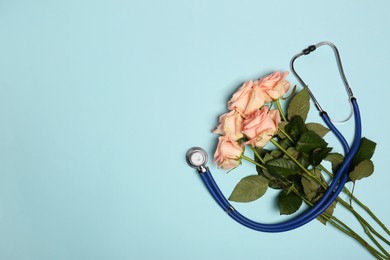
top-left (1, 1), bottom-right (389, 259)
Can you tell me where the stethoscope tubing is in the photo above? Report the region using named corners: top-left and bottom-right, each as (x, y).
top-left (200, 98), bottom-right (361, 232)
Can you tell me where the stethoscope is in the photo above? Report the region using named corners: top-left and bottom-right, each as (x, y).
top-left (186, 41), bottom-right (362, 232)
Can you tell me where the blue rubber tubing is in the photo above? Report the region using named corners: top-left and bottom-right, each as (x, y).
top-left (200, 99), bottom-right (361, 232)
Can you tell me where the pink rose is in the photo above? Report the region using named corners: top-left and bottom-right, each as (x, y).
top-left (265, 79), bottom-right (290, 101)
top-left (227, 80), bottom-right (267, 116)
top-left (227, 80), bottom-right (254, 115)
top-left (213, 136), bottom-right (243, 170)
top-left (227, 71), bottom-right (290, 116)
top-left (243, 82), bottom-right (267, 116)
top-left (259, 71), bottom-right (290, 101)
top-left (213, 110), bottom-right (243, 140)
top-left (242, 106), bottom-right (280, 147)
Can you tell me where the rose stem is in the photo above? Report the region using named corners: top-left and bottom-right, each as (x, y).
top-left (319, 164), bottom-right (390, 237)
top-left (240, 154), bottom-right (267, 170)
top-left (276, 99), bottom-right (287, 122)
top-left (273, 99), bottom-right (388, 253)
top-left (249, 149), bottom-right (386, 259)
top-left (270, 138), bottom-right (389, 255)
top-left (278, 110), bottom-right (390, 238)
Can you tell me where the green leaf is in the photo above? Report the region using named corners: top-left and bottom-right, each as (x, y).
top-left (310, 147), bottom-right (333, 166)
top-left (324, 153), bottom-right (344, 173)
top-left (265, 158), bottom-right (300, 178)
top-left (289, 174), bottom-right (304, 190)
top-left (284, 147), bottom-right (299, 160)
top-left (349, 160), bottom-right (374, 182)
top-left (317, 201), bottom-right (337, 225)
top-left (279, 138), bottom-right (294, 150)
top-left (287, 88), bottom-right (310, 122)
top-left (257, 168), bottom-right (284, 190)
top-left (306, 123), bottom-right (330, 137)
top-left (270, 150), bottom-right (283, 158)
top-left (296, 131), bottom-right (328, 153)
top-left (279, 190), bottom-right (302, 215)
top-left (301, 169), bottom-right (321, 201)
top-left (285, 116), bottom-right (307, 141)
top-left (263, 153), bottom-right (274, 162)
top-left (268, 180), bottom-right (284, 189)
top-left (298, 155), bottom-right (310, 169)
top-left (351, 137), bottom-right (377, 168)
top-left (229, 175), bottom-right (269, 203)
top-left (277, 121), bottom-right (288, 139)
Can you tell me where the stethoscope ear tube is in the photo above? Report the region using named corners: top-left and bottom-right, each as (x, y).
top-left (290, 41), bottom-right (354, 114)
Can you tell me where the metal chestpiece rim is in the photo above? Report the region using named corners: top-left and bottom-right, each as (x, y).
top-left (186, 147), bottom-right (208, 170)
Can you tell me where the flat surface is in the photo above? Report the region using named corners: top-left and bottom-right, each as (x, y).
top-left (1, 1), bottom-right (389, 259)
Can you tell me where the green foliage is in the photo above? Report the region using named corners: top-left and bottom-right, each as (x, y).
top-left (278, 190), bottom-right (302, 215)
top-left (310, 147), bottom-right (333, 166)
top-left (306, 122), bottom-right (330, 137)
top-left (270, 150), bottom-right (283, 159)
top-left (285, 147), bottom-right (299, 160)
top-left (229, 175), bottom-right (269, 203)
top-left (254, 150), bottom-right (284, 189)
top-left (296, 131), bottom-right (328, 153)
top-left (301, 169), bottom-right (321, 201)
top-left (279, 138), bottom-right (294, 150)
top-left (298, 155), bottom-right (310, 169)
top-left (277, 121), bottom-right (289, 138)
top-left (317, 201), bottom-right (337, 225)
top-left (349, 160), bottom-right (374, 182)
top-left (285, 116), bottom-right (307, 141)
top-left (324, 153), bottom-right (344, 173)
top-left (265, 158), bottom-right (300, 178)
top-left (351, 137), bottom-right (377, 168)
top-left (268, 181), bottom-right (284, 190)
top-left (287, 88), bottom-right (310, 122)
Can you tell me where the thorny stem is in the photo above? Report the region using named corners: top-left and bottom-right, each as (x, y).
top-left (275, 136), bottom-right (389, 247)
top-left (302, 194), bottom-right (387, 259)
top-left (331, 191), bottom-right (390, 256)
top-left (277, 103), bottom-right (390, 238)
top-left (327, 215), bottom-right (387, 259)
top-left (240, 98), bottom-right (389, 257)
top-left (319, 164), bottom-right (390, 236)
top-left (337, 198), bottom-right (390, 245)
top-left (250, 150), bottom-right (387, 259)
top-left (353, 209), bottom-right (390, 257)
top-left (273, 134), bottom-right (390, 256)
top-left (350, 182), bottom-right (356, 206)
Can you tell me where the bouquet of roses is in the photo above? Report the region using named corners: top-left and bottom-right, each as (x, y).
top-left (213, 71), bottom-right (389, 259)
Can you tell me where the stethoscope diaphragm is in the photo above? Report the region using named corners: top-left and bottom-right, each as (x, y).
top-left (186, 147), bottom-right (208, 169)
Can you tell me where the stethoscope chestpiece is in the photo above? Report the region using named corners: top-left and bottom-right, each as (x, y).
top-left (186, 147), bottom-right (208, 173)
